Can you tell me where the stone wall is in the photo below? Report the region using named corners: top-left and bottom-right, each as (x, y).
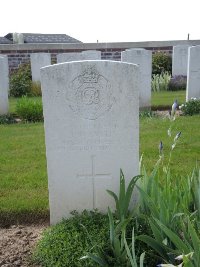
top-left (1, 40), bottom-right (200, 73)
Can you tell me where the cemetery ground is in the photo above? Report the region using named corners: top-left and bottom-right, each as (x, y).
top-left (0, 91), bottom-right (199, 266)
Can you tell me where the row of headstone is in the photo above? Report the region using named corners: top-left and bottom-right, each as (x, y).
top-left (30, 50), bottom-right (101, 82)
top-left (172, 45), bottom-right (200, 100)
top-left (31, 49), bottom-right (152, 109)
top-left (0, 55), bottom-right (9, 115)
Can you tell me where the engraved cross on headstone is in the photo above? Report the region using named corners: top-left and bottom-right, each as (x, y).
top-left (77, 155), bottom-right (111, 209)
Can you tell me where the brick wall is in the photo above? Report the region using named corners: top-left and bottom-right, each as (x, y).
top-left (0, 40), bottom-right (199, 73)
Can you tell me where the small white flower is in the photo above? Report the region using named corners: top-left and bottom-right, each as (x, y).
top-left (175, 252), bottom-right (194, 262)
top-left (172, 144), bottom-right (176, 150)
top-left (175, 255), bottom-right (183, 260)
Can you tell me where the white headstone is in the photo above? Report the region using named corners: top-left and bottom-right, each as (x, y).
top-left (31, 53), bottom-right (51, 82)
top-left (172, 45), bottom-right (190, 76)
top-left (81, 50), bottom-right (101, 60)
top-left (18, 33), bottom-right (24, 44)
top-left (13, 32), bottom-right (18, 43)
top-left (121, 48), bottom-right (152, 109)
top-left (41, 60), bottom-right (139, 224)
top-left (57, 50), bottom-right (101, 64)
top-left (57, 53), bottom-right (81, 63)
top-left (186, 46), bottom-right (200, 101)
top-left (0, 56), bottom-right (9, 115)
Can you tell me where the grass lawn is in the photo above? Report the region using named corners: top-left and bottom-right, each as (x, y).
top-left (0, 123), bottom-right (48, 225)
top-left (0, 113), bottom-right (199, 225)
top-left (151, 90), bottom-right (186, 108)
top-left (140, 115), bottom-right (200, 173)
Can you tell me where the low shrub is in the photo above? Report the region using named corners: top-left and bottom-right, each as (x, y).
top-left (16, 96), bottom-right (43, 122)
top-left (10, 63), bottom-right (32, 97)
top-left (0, 114), bottom-right (16, 124)
top-left (168, 75), bottom-right (187, 91)
top-left (31, 81), bottom-right (42, 96)
top-left (152, 52), bottom-right (172, 75)
top-left (33, 210), bottom-right (109, 267)
top-left (180, 98), bottom-right (200, 115)
top-left (151, 72), bottom-right (171, 92)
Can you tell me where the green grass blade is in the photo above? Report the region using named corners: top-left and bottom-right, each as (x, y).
top-left (106, 190), bottom-right (120, 218)
top-left (123, 175), bottom-right (142, 217)
top-left (81, 253), bottom-right (108, 266)
top-left (154, 218), bottom-right (189, 252)
top-left (131, 227), bottom-right (137, 266)
top-left (123, 231), bottom-right (136, 267)
top-left (188, 219), bottom-right (200, 264)
top-left (136, 185), bottom-right (160, 218)
top-left (108, 207), bottom-right (115, 245)
top-left (137, 235), bottom-right (171, 260)
top-left (119, 169), bottom-right (126, 217)
top-left (140, 252), bottom-right (145, 267)
top-left (149, 219), bottom-right (164, 243)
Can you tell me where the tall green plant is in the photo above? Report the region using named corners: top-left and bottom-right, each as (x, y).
top-left (16, 96), bottom-right (43, 122)
top-left (152, 52), bottom-right (172, 75)
top-left (81, 170), bottom-right (144, 266)
top-left (107, 169), bottom-right (142, 222)
top-left (151, 72), bottom-right (171, 92)
top-left (10, 63), bottom-right (32, 97)
top-left (123, 227), bottom-right (145, 267)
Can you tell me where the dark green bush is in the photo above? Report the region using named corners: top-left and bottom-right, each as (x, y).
top-left (168, 75), bottom-right (187, 91)
top-left (180, 98), bottom-right (200, 115)
top-left (31, 81), bottom-right (42, 96)
top-left (33, 210), bottom-right (157, 267)
top-left (10, 63), bottom-right (32, 97)
top-left (33, 211), bottom-right (109, 267)
top-left (152, 52), bottom-right (172, 75)
top-left (16, 96), bottom-right (43, 122)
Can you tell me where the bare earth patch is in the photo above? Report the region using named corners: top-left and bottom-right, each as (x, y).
top-left (0, 224), bottom-right (48, 267)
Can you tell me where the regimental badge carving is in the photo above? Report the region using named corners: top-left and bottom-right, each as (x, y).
top-left (66, 65), bottom-right (114, 120)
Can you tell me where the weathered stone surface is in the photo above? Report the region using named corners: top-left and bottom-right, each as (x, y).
top-left (30, 53), bottom-right (51, 82)
top-left (172, 45), bottom-right (190, 76)
top-left (57, 52), bottom-right (81, 63)
top-left (81, 50), bottom-right (101, 60)
top-left (121, 48), bottom-right (152, 109)
top-left (186, 46), bottom-right (200, 101)
top-left (41, 60), bottom-right (139, 224)
top-left (0, 55), bottom-right (9, 115)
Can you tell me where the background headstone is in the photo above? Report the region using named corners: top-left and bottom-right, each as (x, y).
top-left (57, 50), bottom-right (101, 63)
top-left (186, 46), bottom-right (200, 101)
top-left (31, 53), bottom-right (51, 82)
top-left (172, 45), bottom-right (191, 76)
top-left (81, 50), bottom-right (101, 60)
top-left (121, 48), bottom-right (152, 109)
top-left (0, 55), bottom-right (9, 115)
top-left (57, 53), bottom-right (81, 63)
top-left (41, 60), bottom-right (139, 224)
